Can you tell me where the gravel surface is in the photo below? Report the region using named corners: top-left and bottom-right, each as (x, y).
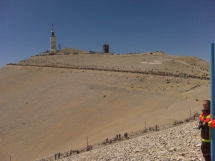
top-left (58, 121), bottom-right (204, 161)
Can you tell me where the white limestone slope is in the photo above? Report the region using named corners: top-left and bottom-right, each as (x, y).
top-left (60, 121), bottom-right (204, 161)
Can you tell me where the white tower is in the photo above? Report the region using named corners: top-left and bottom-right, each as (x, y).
top-left (50, 24), bottom-right (57, 51)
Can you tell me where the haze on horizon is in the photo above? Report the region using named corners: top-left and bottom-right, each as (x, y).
top-left (0, 0), bottom-right (214, 66)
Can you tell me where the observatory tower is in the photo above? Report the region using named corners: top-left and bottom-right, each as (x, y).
top-left (50, 24), bottom-right (57, 51)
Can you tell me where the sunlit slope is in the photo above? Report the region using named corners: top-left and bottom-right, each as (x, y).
top-left (18, 51), bottom-right (209, 78)
top-left (0, 52), bottom-right (210, 161)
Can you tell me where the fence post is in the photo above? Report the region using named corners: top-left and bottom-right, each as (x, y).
top-left (86, 137), bottom-right (88, 147)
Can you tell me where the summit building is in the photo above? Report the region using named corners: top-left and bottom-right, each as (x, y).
top-left (50, 24), bottom-right (57, 51)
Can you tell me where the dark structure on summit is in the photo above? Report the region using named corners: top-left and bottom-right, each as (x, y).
top-left (103, 44), bottom-right (109, 53)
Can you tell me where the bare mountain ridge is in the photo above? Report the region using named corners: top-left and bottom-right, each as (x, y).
top-left (16, 48), bottom-right (209, 79)
top-left (0, 49), bottom-right (210, 161)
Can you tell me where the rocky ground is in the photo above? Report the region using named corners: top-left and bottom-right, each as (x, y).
top-left (58, 121), bottom-right (204, 161)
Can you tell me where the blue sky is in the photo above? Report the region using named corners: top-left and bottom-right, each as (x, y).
top-left (0, 0), bottom-right (214, 67)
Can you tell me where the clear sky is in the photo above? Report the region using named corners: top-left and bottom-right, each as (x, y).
top-left (0, 0), bottom-right (214, 67)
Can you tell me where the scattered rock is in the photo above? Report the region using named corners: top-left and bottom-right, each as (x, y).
top-left (59, 122), bottom-right (204, 161)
